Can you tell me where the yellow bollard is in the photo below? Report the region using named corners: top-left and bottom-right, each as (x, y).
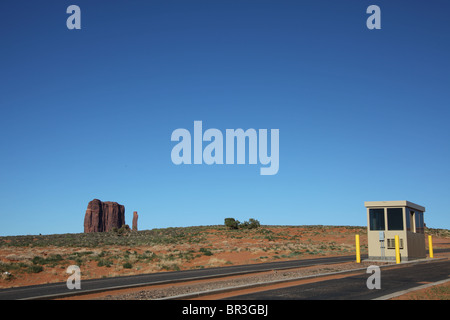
top-left (429, 235), bottom-right (434, 258)
top-left (395, 235), bottom-right (401, 264)
top-left (355, 234), bottom-right (361, 263)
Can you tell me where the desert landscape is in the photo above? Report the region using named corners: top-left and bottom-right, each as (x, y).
top-left (1, 224), bottom-right (449, 291)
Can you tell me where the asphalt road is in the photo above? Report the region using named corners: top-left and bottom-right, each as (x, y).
top-left (0, 254), bottom-right (364, 300)
top-left (223, 259), bottom-right (450, 300)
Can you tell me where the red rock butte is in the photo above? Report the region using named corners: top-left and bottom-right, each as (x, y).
top-left (84, 199), bottom-right (125, 233)
top-left (132, 211), bottom-right (138, 231)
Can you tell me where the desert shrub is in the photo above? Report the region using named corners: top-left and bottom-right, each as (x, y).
top-left (27, 265), bottom-right (43, 273)
top-left (137, 251), bottom-right (157, 262)
top-left (241, 219), bottom-right (260, 229)
top-left (247, 218), bottom-right (260, 229)
top-left (31, 254), bottom-right (64, 267)
top-left (97, 259), bottom-right (113, 267)
top-left (225, 218), bottom-right (260, 230)
top-left (115, 224), bottom-right (131, 236)
top-left (160, 264), bottom-right (180, 271)
top-left (199, 248), bottom-right (213, 256)
top-left (32, 256), bottom-right (46, 265)
top-left (224, 218), bottom-right (239, 229)
top-left (0, 226), bottom-right (210, 248)
top-left (0, 262), bottom-right (21, 273)
top-left (122, 262), bottom-right (133, 269)
top-left (240, 221), bottom-right (249, 229)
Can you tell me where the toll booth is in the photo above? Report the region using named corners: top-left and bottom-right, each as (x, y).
top-left (364, 201), bottom-right (426, 261)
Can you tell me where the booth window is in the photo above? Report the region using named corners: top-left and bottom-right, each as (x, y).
top-left (387, 208), bottom-right (403, 230)
top-left (406, 208), bottom-right (411, 231)
top-left (369, 208), bottom-right (385, 231)
top-left (415, 211), bottom-right (424, 234)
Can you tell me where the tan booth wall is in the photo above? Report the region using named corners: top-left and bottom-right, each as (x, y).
top-left (366, 205), bottom-right (426, 261)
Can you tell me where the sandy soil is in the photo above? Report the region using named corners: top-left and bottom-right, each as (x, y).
top-left (391, 281), bottom-right (450, 300)
top-left (1, 226), bottom-right (448, 291)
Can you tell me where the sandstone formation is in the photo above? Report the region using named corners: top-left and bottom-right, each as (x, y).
top-left (84, 199), bottom-right (125, 233)
top-left (132, 211), bottom-right (138, 231)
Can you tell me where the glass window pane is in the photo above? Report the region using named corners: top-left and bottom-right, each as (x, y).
top-left (420, 212), bottom-right (424, 233)
top-left (387, 208), bottom-right (403, 230)
top-left (405, 208), bottom-right (411, 231)
top-left (415, 211), bottom-right (424, 234)
top-left (369, 209), bottom-right (385, 231)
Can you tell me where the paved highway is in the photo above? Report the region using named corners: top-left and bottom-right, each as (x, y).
top-left (0, 254), bottom-right (364, 300)
top-left (223, 259), bottom-right (450, 300)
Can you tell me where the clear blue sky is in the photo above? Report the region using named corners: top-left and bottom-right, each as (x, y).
top-left (0, 1), bottom-right (449, 236)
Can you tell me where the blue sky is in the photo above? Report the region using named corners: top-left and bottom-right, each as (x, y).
top-left (0, 1), bottom-right (449, 236)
